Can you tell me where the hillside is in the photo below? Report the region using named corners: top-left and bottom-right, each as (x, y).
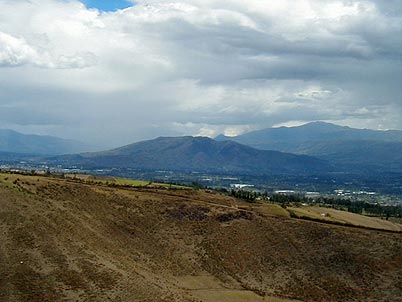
top-left (292, 140), bottom-right (402, 172)
top-left (0, 172), bottom-right (401, 302)
top-left (0, 129), bottom-right (93, 155)
top-left (48, 136), bottom-right (331, 175)
top-left (216, 122), bottom-right (402, 172)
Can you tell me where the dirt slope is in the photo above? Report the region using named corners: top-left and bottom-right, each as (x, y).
top-left (0, 173), bottom-right (401, 302)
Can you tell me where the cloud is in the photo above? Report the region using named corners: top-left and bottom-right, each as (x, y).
top-left (0, 32), bottom-right (40, 67)
top-left (0, 31), bottom-right (97, 69)
top-left (0, 0), bottom-right (400, 147)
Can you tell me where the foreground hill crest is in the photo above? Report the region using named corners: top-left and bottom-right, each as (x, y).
top-left (0, 172), bottom-right (401, 302)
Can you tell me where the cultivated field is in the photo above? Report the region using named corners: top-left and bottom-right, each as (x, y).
top-left (288, 206), bottom-right (402, 232)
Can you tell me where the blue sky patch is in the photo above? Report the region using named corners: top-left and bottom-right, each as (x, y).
top-left (81, 0), bottom-right (133, 12)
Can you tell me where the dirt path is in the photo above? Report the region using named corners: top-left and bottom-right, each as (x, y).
top-left (176, 274), bottom-right (302, 302)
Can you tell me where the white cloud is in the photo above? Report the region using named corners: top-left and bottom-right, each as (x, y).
top-left (0, 32), bottom-right (40, 66)
top-left (0, 0), bottom-right (400, 146)
top-left (0, 31), bottom-right (97, 69)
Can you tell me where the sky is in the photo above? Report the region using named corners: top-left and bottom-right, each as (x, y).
top-left (0, 0), bottom-right (401, 148)
top-left (81, 0), bottom-right (133, 12)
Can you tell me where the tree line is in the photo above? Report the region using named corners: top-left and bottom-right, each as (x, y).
top-left (228, 189), bottom-right (402, 219)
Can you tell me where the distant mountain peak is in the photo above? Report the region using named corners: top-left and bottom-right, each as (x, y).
top-left (215, 134), bottom-right (231, 141)
top-left (0, 129), bottom-right (94, 155)
top-left (51, 135), bottom-right (329, 174)
top-left (298, 121), bottom-right (347, 129)
top-left (210, 122), bottom-right (402, 173)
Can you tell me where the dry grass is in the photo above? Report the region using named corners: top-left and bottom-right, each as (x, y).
top-left (0, 173), bottom-right (401, 302)
top-left (65, 173), bottom-right (191, 189)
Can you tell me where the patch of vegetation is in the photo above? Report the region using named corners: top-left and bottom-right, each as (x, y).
top-left (229, 189), bottom-right (264, 203)
top-left (165, 205), bottom-right (210, 221)
top-left (216, 211), bottom-right (253, 223)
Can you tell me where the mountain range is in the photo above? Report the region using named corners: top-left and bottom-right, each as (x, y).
top-left (0, 129), bottom-right (92, 155)
top-left (2, 122), bottom-right (402, 175)
top-left (49, 136), bottom-right (330, 175)
top-left (216, 122), bottom-right (402, 172)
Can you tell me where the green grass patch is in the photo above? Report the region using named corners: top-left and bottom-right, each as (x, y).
top-left (65, 173), bottom-right (191, 189)
top-left (114, 178), bottom-right (150, 186)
